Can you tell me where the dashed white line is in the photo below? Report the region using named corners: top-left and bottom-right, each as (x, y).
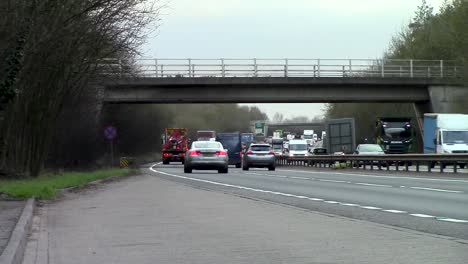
top-left (409, 187), bottom-right (462, 193)
top-left (308, 198), bottom-right (324, 201)
top-left (318, 179), bottom-right (346, 183)
top-left (340, 203), bottom-right (359, 207)
top-left (290, 176), bottom-right (310, 180)
top-left (410, 214), bottom-right (435, 218)
top-left (355, 183), bottom-right (392, 188)
top-left (438, 218), bottom-right (468, 223)
top-left (324, 201), bottom-right (339, 204)
top-left (360, 206), bottom-right (382, 210)
top-left (383, 210), bottom-right (407, 214)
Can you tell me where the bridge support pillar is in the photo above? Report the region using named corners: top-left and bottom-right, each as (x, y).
top-left (427, 86), bottom-right (468, 113)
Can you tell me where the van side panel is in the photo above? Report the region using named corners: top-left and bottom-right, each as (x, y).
top-left (423, 115), bottom-right (437, 154)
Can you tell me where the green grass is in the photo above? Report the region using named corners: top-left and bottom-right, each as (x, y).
top-left (0, 169), bottom-right (132, 199)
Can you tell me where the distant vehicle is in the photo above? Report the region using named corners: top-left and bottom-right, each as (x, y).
top-left (242, 143), bottom-right (276, 171)
top-left (312, 134), bottom-right (318, 142)
top-left (286, 134), bottom-right (295, 140)
top-left (325, 118), bottom-right (356, 154)
top-left (273, 130), bottom-right (283, 138)
top-left (216, 132), bottom-right (242, 168)
top-left (285, 139), bottom-right (309, 157)
top-left (184, 141), bottom-right (228, 173)
top-left (375, 117), bottom-right (414, 154)
top-left (311, 148), bottom-right (327, 155)
top-left (241, 132), bottom-right (254, 150)
top-left (424, 114), bottom-right (468, 169)
top-left (271, 138), bottom-right (283, 156)
top-left (354, 144), bottom-right (386, 167)
top-left (162, 128), bottom-right (188, 165)
top-left (197, 130), bottom-right (216, 141)
top-left (303, 130), bottom-right (314, 145)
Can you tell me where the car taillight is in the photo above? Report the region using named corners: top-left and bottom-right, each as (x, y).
top-left (216, 151), bottom-right (227, 156)
top-left (268, 151), bottom-right (275, 155)
top-left (246, 151), bottom-right (253, 155)
top-left (189, 151), bottom-right (200, 156)
top-left (163, 153), bottom-right (171, 157)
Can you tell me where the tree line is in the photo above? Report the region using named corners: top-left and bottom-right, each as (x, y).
top-left (325, 0), bottom-right (468, 150)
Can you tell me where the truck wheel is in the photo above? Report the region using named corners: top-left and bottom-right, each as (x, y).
top-left (235, 163), bottom-right (241, 168)
top-left (218, 168), bottom-right (228, 174)
top-left (268, 166), bottom-right (275, 171)
top-left (184, 166), bottom-right (192, 173)
top-left (461, 164), bottom-right (466, 169)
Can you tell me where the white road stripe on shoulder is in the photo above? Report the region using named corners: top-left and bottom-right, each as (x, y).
top-left (383, 210), bottom-right (407, 214)
top-left (410, 214), bottom-right (435, 218)
top-left (290, 176), bottom-right (310, 180)
top-left (437, 218), bottom-right (468, 223)
top-left (360, 206), bottom-right (382, 210)
top-left (355, 183), bottom-right (392, 188)
top-left (409, 187), bottom-right (462, 193)
top-left (318, 179), bottom-right (346, 183)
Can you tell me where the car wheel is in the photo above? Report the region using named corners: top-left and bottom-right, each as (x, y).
top-left (163, 160), bottom-right (169, 165)
top-left (184, 166), bottom-right (192, 173)
top-left (181, 159), bottom-right (185, 165)
top-left (235, 163), bottom-right (241, 168)
top-left (242, 164), bottom-right (249, 171)
top-left (268, 166), bottom-right (275, 171)
top-left (218, 168), bottom-right (228, 174)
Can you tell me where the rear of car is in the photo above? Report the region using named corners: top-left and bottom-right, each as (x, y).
top-left (216, 132), bottom-right (242, 168)
top-left (184, 141), bottom-right (229, 173)
top-left (242, 144), bottom-right (276, 171)
top-left (354, 144), bottom-right (386, 166)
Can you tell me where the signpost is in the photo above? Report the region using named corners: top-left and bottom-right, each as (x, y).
top-left (254, 121), bottom-right (266, 136)
top-left (104, 126), bottom-right (117, 167)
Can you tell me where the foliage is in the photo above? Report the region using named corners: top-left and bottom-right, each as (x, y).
top-left (0, 169), bottom-right (131, 199)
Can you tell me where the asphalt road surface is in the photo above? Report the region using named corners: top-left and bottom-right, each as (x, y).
top-left (22, 167), bottom-right (468, 264)
top-left (149, 163), bottom-right (468, 240)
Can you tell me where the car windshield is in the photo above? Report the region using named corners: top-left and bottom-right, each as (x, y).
top-left (384, 127), bottom-right (411, 139)
top-left (250, 145), bottom-right (270, 151)
top-left (217, 136), bottom-right (240, 150)
top-left (272, 145), bottom-right (282, 150)
top-left (443, 131), bottom-right (468, 144)
top-left (289, 144), bottom-right (308, 151)
top-left (359, 144), bottom-right (384, 152)
top-left (241, 134), bottom-right (253, 143)
top-left (193, 142), bottom-right (221, 149)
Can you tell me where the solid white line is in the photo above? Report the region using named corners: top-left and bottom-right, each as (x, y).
top-left (438, 218), bottom-right (468, 223)
top-left (277, 169), bottom-right (468, 183)
top-left (340, 203), bottom-right (359, 207)
top-left (308, 198), bottom-right (324, 201)
top-left (324, 201), bottom-right (339, 204)
top-left (410, 214), bottom-right (435, 218)
top-left (318, 179), bottom-right (346, 183)
top-left (360, 206), bottom-right (382, 210)
top-left (383, 210), bottom-right (407, 214)
top-left (409, 187), bottom-right (462, 193)
top-left (354, 183), bottom-right (392, 188)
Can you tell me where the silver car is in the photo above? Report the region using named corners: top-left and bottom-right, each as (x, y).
top-left (242, 143), bottom-right (276, 171)
top-left (354, 144), bottom-right (386, 167)
top-left (184, 141), bottom-right (229, 173)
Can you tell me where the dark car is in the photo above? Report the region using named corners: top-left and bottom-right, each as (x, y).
top-left (242, 143), bottom-right (276, 171)
top-left (216, 132), bottom-right (242, 168)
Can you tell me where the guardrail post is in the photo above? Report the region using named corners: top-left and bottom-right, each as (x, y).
top-left (188, 59), bottom-right (192, 77)
top-left (454, 163), bottom-right (457, 173)
top-left (410, 59), bottom-right (414, 77)
top-left (440, 163), bottom-right (444, 173)
top-left (317, 59), bottom-right (321, 77)
top-left (416, 162), bottom-right (420, 172)
top-left (378, 161), bottom-right (382, 170)
top-left (396, 162), bottom-right (399, 171)
top-left (405, 162), bottom-right (409, 171)
top-left (285, 58), bottom-right (289, 77)
top-left (155, 59), bottom-right (158, 77)
top-left (440, 60), bottom-right (443, 77)
top-left (253, 58), bottom-right (258, 77)
top-left (386, 161), bottom-right (390, 171)
top-left (221, 58), bottom-right (225, 77)
top-left (428, 161), bottom-right (432, 172)
top-left (349, 59), bottom-right (352, 76)
top-left (161, 64), bottom-right (164, 77)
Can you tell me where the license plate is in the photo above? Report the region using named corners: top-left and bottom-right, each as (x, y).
top-left (256, 154), bottom-right (265, 156)
top-left (203, 154), bottom-right (215, 157)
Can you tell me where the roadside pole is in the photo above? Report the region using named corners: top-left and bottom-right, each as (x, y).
top-left (104, 125), bottom-right (117, 167)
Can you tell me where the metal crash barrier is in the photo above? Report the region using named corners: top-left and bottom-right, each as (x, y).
top-left (276, 154), bottom-right (468, 173)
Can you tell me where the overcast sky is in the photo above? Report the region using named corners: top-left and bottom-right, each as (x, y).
top-left (141, 0), bottom-right (445, 119)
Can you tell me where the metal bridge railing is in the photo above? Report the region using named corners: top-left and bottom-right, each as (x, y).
top-left (98, 58), bottom-right (462, 78)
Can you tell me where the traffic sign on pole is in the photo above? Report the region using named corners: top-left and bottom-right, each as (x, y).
top-left (104, 126), bottom-right (117, 140)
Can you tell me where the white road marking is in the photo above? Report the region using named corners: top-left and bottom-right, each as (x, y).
top-left (277, 169), bottom-right (468, 183)
top-left (409, 187), bottom-right (462, 193)
top-left (438, 218), bottom-right (468, 223)
top-left (383, 210), bottom-right (407, 214)
top-left (318, 179), bottom-right (346, 183)
top-left (410, 214), bottom-right (435, 218)
top-left (360, 206), bottom-right (382, 210)
top-left (400, 186), bottom-right (406, 188)
top-left (354, 183), bottom-right (392, 188)
top-left (290, 176), bottom-right (310, 180)
top-left (150, 165), bottom-right (467, 224)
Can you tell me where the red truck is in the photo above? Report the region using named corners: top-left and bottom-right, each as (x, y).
top-left (162, 128), bottom-right (188, 164)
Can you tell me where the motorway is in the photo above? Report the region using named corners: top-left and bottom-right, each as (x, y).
top-left (149, 163), bottom-right (468, 240)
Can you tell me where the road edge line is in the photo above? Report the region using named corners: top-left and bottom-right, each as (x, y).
top-left (0, 198), bottom-right (35, 264)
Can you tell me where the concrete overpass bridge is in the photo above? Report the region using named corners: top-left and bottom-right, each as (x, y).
top-left (101, 58), bottom-right (465, 113)
top-left (266, 122), bottom-right (326, 137)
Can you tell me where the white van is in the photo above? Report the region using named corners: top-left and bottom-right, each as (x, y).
top-left (286, 140), bottom-right (309, 157)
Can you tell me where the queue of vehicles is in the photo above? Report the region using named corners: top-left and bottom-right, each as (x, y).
top-left (162, 113), bottom-right (468, 171)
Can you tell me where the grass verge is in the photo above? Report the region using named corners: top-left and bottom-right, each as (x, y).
top-left (0, 168), bottom-right (133, 199)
